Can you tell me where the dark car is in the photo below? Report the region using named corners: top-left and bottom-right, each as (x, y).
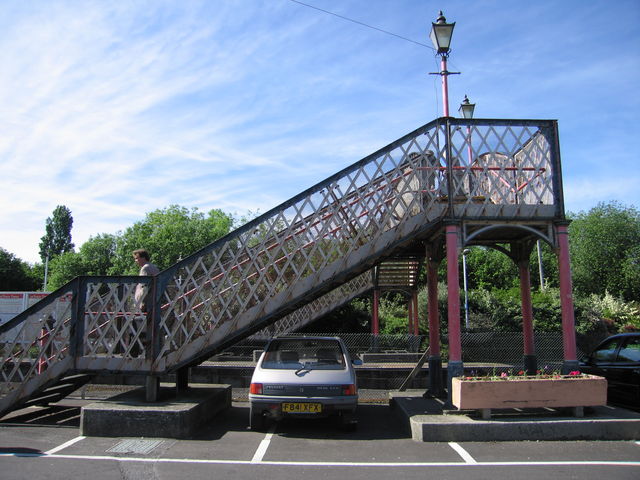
top-left (580, 332), bottom-right (640, 408)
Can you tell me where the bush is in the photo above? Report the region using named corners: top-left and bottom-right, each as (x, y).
top-left (583, 292), bottom-right (640, 334)
top-left (380, 293), bottom-right (413, 335)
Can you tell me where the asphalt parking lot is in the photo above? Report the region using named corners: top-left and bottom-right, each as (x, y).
top-left (1, 397), bottom-right (639, 480)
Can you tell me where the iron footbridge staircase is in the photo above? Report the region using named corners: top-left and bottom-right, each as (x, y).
top-left (1, 118), bottom-right (564, 416)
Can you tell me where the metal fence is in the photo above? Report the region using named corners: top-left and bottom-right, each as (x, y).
top-left (207, 331), bottom-right (578, 403)
top-left (219, 331), bottom-right (575, 364)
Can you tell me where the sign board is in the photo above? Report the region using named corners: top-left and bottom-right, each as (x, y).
top-left (0, 292), bottom-right (51, 325)
top-left (0, 292), bottom-right (53, 347)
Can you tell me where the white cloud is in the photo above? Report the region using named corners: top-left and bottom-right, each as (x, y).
top-left (0, 0), bottom-right (638, 264)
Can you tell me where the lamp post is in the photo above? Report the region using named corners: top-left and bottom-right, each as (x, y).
top-left (429, 11), bottom-right (457, 117)
top-left (462, 248), bottom-right (471, 329)
top-left (536, 240), bottom-right (545, 290)
top-left (43, 253), bottom-right (49, 292)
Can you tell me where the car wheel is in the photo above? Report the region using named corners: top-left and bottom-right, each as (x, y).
top-left (250, 405), bottom-right (265, 431)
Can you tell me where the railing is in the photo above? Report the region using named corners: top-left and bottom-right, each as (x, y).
top-left (0, 118), bottom-right (563, 415)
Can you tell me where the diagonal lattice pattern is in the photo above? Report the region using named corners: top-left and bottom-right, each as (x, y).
top-left (254, 271), bottom-right (374, 339)
top-left (1, 118), bottom-right (563, 416)
top-left (81, 280), bottom-right (151, 359)
top-left (0, 287), bottom-right (74, 396)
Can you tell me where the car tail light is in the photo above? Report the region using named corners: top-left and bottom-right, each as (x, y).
top-left (342, 384), bottom-right (357, 395)
top-left (250, 383), bottom-right (263, 395)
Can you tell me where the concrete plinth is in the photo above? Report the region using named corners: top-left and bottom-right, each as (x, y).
top-left (390, 390), bottom-right (640, 442)
top-left (80, 383), bottom-right (231, 439)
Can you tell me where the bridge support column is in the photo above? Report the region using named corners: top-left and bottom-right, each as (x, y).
top-left (518, 258), bottom-right (537, 375)
top-left (176, 366), bottom-right (189, 393)
top-left (411, 291), bottom-right (419, 336)
top-left (407, 294), bottom-right (413, 335)
top-left (371, 288), bottom-right (380, 352)
top-left (407, 292), bottom-right (419, 337)
top-left (445, 224), bottom-right (463, 405)
top-left (145, 375), bottom-right (160, 402)
top-left (425, 252), bottom-right (444, 397)
top-left (556, 223), bottom-right (579, 374)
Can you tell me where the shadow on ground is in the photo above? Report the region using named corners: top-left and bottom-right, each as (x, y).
top-left (193, 403), bottom-right (409, 442)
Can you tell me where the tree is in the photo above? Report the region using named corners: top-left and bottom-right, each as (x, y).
top-left (0, 247), bottom-right (40, 291)
top-left (46, 251), bottom-right (85, 291)
top-left (110, 205), bottom-right (235, 275)
top-left (79, 233), bottom-right (117, 276)
top-left (44, 234), bottom-right (118, 290)
top-left (39, 205), bottom-right (75, 262)
top-left (42, 205), bottom-right (236, 288)
top-left (463, 247), bottom-right (518, 291)
top-left (569, 202), bottom-right (640, 301)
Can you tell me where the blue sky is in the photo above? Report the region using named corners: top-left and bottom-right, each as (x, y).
top-left (1, 0), bottom-right (639, 264)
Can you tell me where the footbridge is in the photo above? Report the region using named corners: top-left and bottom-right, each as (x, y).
top-left (1, 117), bottom-right (575, 415)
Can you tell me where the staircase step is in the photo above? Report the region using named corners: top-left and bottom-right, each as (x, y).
top-left (22, 374), bottom-right (93, 408)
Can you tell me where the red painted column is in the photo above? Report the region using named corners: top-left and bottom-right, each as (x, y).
top-left (519, 258), bottom-right (537, 374)
top-left (441, 56), bottom-right (450, 117)
top-left (557, 224), bottom-right (578, 369)
top-left (427, 255), bottom-right (444, 396)
top-left (412, 291), bottom-right (419, 335)
top-left (407, 296), bottom-right (413, 334)
top-left (519, 260), bottom-right (535, 357)
top-left (372, 289), bottom-right (380, 335)
top-left (446, 224), bottom-right (462, 362)
top-left (427, 260), bottom-right (440, 356)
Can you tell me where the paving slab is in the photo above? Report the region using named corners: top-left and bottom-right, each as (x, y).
top-left (390, 390), bottom-right (640, 442)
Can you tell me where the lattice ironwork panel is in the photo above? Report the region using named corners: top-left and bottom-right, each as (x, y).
top-left (81, 279), bottom-right (151, 359)
top-left (443, 120), bottom-right (558, 218)
top-left (0, 286), bottom-right (74, 397)
top-left (158, 123), bottom-right (447, 362)
top-left (156, 119), bottom-right (561, 366)
top-left (254, 270), bottom-right (374, 338)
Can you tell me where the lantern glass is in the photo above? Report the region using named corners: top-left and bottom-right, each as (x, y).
top-left (459, 96), bottom-right (475, 119)
top-left (429, 12), bottom-right (455, 54)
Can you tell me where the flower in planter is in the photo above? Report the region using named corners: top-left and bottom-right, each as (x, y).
top-left (460, 369), bottom-right (587, 381)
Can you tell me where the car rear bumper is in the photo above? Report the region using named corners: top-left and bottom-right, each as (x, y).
top-left (249, 394), bottom-right (358, 418)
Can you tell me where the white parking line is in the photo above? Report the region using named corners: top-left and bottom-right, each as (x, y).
top-left (448, 442), bottom-right (477, 464)
top-left (7, 454), bottom-right (640, 468)
top-left (44, 436), bottom-right (86, 455)
top-left (251, 425), bottom-right (276, 463)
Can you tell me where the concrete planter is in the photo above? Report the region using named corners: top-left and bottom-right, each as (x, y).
top-left (451, 374), bottom-right (607, 417)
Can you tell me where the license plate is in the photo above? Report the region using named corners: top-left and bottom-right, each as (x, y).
top-left (281, 402), bottom-right (322, 413)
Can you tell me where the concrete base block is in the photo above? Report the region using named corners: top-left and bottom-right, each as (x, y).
top-left (80, 383), bottom-right (231, 439)
top-left (390, 390), bottom-right (640, 442)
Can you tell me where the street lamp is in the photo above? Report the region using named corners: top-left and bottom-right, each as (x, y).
top-left (429, 11), bottom-right (458, 117)
top-left (459, 95), bottom-right (476, 197)
top-left (429, 11), bottom-right (455, 54)
top-left (462, 248), bottom-right (471, 329)
top-left (458, 94), bottom-right (475, 119)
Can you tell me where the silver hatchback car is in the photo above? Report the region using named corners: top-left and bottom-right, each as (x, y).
top-left (249, 336), bottom-right (359, 430)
